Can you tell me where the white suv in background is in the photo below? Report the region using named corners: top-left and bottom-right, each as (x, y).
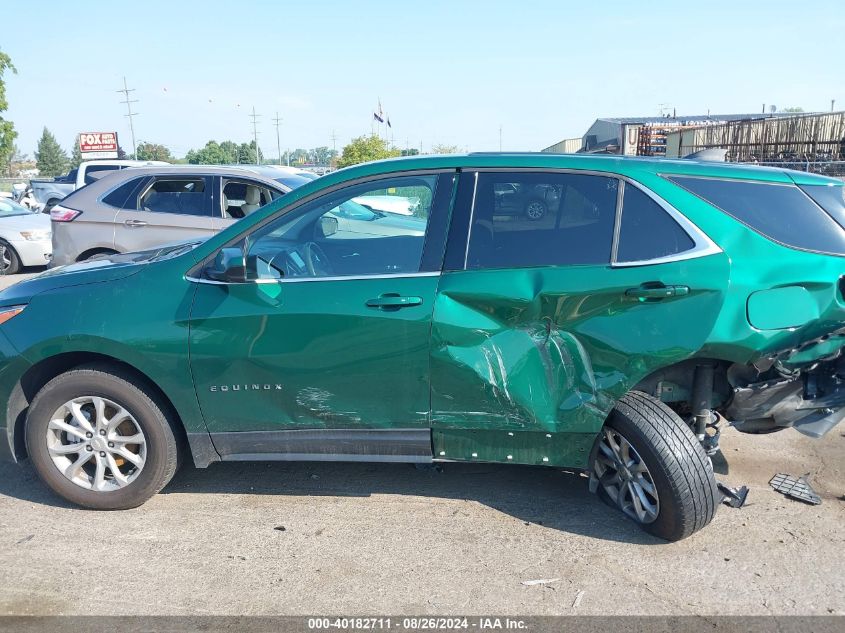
top-left (49, 165), bottom-right (303, 266)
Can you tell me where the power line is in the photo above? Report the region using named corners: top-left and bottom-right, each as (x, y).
top-left (249, 107), bottom-right (261, 163)
top-left (272, 112), bottom-right (283, 166)
top-left (117, 76), bottom-right (139, 159)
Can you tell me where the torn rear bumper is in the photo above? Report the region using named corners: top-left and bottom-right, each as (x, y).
top-left (726, 354), bottom-right (845, 438)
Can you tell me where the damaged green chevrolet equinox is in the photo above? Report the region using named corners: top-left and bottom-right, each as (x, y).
top-left (1, 154), bottom-right (844, 541)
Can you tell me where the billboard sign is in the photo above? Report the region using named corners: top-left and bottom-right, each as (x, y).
top-left (78, 132), bottom-right (119, 159)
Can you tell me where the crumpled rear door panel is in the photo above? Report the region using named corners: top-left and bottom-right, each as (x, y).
top-left (430, 255), bottom-right (729, 467)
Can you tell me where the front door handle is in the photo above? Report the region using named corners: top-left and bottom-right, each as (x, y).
top-left (366, 294), bottom-right (423, 309)
top-left (124, 219), bottom-right (148, 228)
top-left (625, 284), bottom-right (690, 299)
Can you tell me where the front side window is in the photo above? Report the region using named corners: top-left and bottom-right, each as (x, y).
top-left (222, 180), bottom-right (278, 219)
top-left (466, 172), bottom-right (618, 269)
top-left (668, 176), bottom-right (845, 256)
top-left (241, 175), bottom-right (437, 280)
top-left (138, 177), bottom-right (210, 216)
top-left (616, 184), bottom-right (695, 263)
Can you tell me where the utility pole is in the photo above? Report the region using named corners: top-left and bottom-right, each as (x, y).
top-left (272, 112), bottom-right (283, 166)
top-left (249, 107), bottom-right (261, 163)
top-left (832, 99), bottom-right (836, 112)
top-left (499, 125), bottom-right (502, 151)
top-left (117, 77), bottom-right (138, 159)
top-left (330, 129), bottom-right (337, 153)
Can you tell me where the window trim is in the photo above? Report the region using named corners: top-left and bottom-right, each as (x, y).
top-left (614, 178), bottom-right (721, 267)
top-left (458, 168), bottom-right (721, 271)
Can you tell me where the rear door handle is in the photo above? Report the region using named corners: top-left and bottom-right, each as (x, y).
top-left (625, 284), bottom-right (690, 299)
top-left (124, 219), bottom-right (148, 228)
top-left (366, 294), bottom-right (423, 309)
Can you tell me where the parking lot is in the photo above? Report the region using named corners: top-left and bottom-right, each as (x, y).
top-left (0, 271), bottom-right (842, 617)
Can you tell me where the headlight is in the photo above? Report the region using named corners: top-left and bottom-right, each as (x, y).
top-left (19, 230), bottom-right (51, 241)
top-left (0, 305), bottom-right (25, 325)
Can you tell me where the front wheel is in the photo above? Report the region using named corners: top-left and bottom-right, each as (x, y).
top-left (590, 391), bottom-right (719, 541)
top-left (25, 365), bottom-right (180, 509)
top-left (0, 241), bottom-right (21, 275)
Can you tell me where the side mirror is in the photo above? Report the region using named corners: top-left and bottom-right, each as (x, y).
top-left (318, 216), bottom-right (338, 237)
top-left (205, 247), bottom-right (246, 283)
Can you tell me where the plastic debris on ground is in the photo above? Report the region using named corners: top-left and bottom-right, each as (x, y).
top-left (769, 473), bottom-right (822, 505)
top-left (717, 482), bottom-right (749, 508)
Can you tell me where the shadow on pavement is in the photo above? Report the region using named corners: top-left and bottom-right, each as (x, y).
top-left (0, 457), bottom-right (664, 544)
top-left (161, 459), bottom-right (662, 545)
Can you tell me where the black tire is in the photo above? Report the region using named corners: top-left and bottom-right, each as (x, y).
top-left (524, 199), bottom-right (547, 220)
top-left (25, 365), bottom-right (180, 510)
top-left (0, 241), bottom-right (21, 275)
top-left (591, 391), bottom-right (718, 541)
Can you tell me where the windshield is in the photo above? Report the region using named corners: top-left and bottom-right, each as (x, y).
top-left (274, 174), bottom-right (312, 189)
top-left (0, 197), bottom-right (34, 217)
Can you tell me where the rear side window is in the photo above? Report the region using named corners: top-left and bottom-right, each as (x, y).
top-left (102, 177), bottom-right (148, 209)
top-left (466, 172), bottom-right (618, 269)
top-left (139, 178), bottom-right (210, 216)
top-left (668, 176), bottom-right (845, 256)
top-left (617, 185), bottom-right (694, 262)
top-left (799, 184), bottom-right (845, 230)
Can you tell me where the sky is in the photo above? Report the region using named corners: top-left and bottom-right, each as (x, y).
top-left (3, 0), bottom-right (844, 159)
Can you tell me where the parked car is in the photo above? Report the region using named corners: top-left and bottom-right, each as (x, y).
top-left (30, 160), bottom-right (170, 213)
top-left (50, 165), bottom-right (300, 266)
top-left (0, 196), bottom-right (51, 273)
top-left (353, 194), bottom-right (420, 216)
top-left (3, 153), bottom-right (845, 541)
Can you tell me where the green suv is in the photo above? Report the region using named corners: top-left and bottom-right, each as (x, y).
top-left (2, 153), bottom-right (844, 541)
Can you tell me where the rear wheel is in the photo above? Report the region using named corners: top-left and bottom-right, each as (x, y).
top-left (25, 365), bottom-right (179, 509)
top-left (590, 391), bottom-right (718, 541)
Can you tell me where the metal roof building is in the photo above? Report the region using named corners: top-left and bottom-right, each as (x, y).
top-left (543, 112), bottom-right (800, 156)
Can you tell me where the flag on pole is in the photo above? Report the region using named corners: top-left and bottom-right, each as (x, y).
top-left (373, 99), bottom-right (385, 123)
top-left (386, 117), bottom-right (392, 128)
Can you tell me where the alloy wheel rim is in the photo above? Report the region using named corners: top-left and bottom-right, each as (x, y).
top-left (0, 251), bottom-right (10, 271)
top-left (593, 427), bottom-right (659, 524)
top-left (526, 202), bottom-right (545, 219)
top-left (45, 396), bottom-right (147, 492)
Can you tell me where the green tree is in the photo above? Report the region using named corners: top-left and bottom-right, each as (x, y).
top-left (219, 141), bottom-right (239, 164)
top-left (431, 144), bottom-right (459, 154)
top-left (186, 140), bottom-right (226, 164)
top-left (238, 141), bottom-right (263, 164)
top-left (0, 49), bottom-right (17, 175)
top-left (780, 107), bottom-right (804, 113)
top-left (35, 127), bottom-right (68, 177)
top-left (69, 136), bottom-right (83, 169)
top-left (337, 135), bottom-right (400, 168)
top-left (136, 141), bottom-right (173, 162)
